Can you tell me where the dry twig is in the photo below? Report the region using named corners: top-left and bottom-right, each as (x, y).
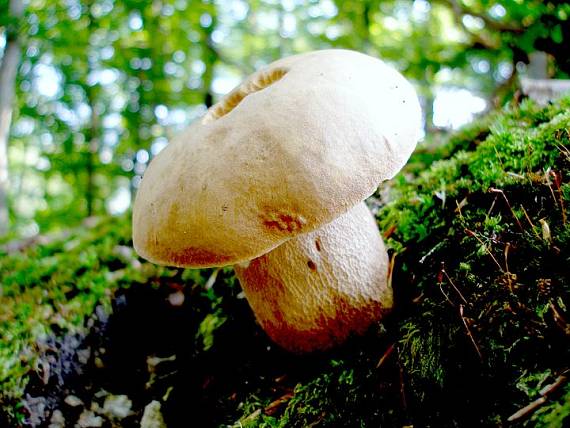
top-left (442, 268), bottom-right (468, 305)
top-left (459, 304), bottom-right (483, 360)
top-left (507, 371), bottom-right (569, 422)
top-left (376, 344), bottom-right (395, 369)
top-left (489, 188), bottom-right (524, 232)
top-left (465, 228), bottom-right (504, 272)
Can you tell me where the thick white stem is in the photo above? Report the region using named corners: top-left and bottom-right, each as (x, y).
top-left (234, 202), bottom-right (391, 353)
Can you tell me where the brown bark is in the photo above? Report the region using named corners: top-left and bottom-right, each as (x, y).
top-left (0, 0), bottom-right (24, 235)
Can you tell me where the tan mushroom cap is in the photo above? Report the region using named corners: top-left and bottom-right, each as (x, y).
top-left (133, 49), bottom-right (421, 268)
top-left (234, 202), bottom-right (391, 353)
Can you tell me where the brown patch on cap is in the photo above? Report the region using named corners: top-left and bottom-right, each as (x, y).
top-left (261, 210), bottom-right (307, 233)
top-left (152, 245), bottom-right (232, 268)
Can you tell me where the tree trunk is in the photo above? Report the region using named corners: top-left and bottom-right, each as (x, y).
top-left (423, 91), bottom-right (435, 133)
top-left (202, 4), bottom-right (218, 108)
top-left (84, 1), bottom-right (99, 217)
top-left (85, 91), bottom-right (98, 217)
top-left (0, 0), bottom-right (24, 235)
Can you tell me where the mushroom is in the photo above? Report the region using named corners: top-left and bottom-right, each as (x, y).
top-left (132, 49), bottom-right (422, 352)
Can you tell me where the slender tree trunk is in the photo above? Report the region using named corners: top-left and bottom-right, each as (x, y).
top-left (84, 2), bottom-right (98, 217)
top-left (85, 90), bottom-right (98, 217)
top-left (202, 5), bottom-right (218, 108)
top-left (0, 0), bottom-right (24, 235)
top-left (362, 0), bottom-right (373, 53)
top-left (423, 91), bottom-right (435, 133)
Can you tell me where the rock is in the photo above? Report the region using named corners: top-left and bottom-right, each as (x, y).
top-left (64, 394), bottom-right (83, 407)
top-left (140, 401), bottom-right (166, 428)
top-left (103, 394), bottom-right (132, 419)
top-left (76, 410), bottom-right (103, 428)
top-left (168, 290), bottom-right (185, 306)
top-left (48, 409), bottom-right (65, 428)
top-left (23, 395), bottom-right (48, 427)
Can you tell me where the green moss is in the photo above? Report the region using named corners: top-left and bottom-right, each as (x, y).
top-left (0, 216), bottom-right (176, 420)
top-left (382, 97), bottom-right (569, 426)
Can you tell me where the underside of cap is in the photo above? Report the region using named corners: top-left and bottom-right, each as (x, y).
top-left (132, 49), bottom-right (422, 268)
top-left (234, 202), bottom-right (392, 353)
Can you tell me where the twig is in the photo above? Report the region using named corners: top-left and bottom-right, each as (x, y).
top-left (555, 142), bottom-right (570, 162)
top-left (542, 168), bottom-right (559, 209)
top-left (550, 170), bottom-right (567, 225)
top-left (204, 268), bottom-right (221, 290)
top-left (376, 343), bottom-right (395, 369)
top-left (386, 252), bottom-right (396, 292)
top-left (550, 303), bottom-right (570, 336)
top-left (489, 188), bottom-right (524, 232)
top-left (520, 205), bottom-right (541, 239)
top-left (507, 371), bottom-right (569, 422)
top-left (465, 228), bottom-right (504, 272)
top-left (437, 271), bottom-right (455, 308)
top-left (383, 224), bottom-right (396, 239)
top-left (264, 392), bottom-right (294, 416)
top-left (460, 304), bottom-right (483, 360)
top-left (442, 268), bottom-right (468, 305)
top-left (487, 194), bottom-right (498, 217)
top-left (419, 241), bottom-right (445, 264)
top-left (455, 197), bottom-right (468, 217)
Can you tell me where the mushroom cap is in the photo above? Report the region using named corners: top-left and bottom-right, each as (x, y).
top-left (133, 49), bottom-right (421, 268)
top-left (234, 202), bottom-right (391, 353)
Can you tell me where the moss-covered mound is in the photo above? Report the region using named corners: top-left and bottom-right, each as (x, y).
top-left (377, 97), bottom-right (570, 427)
top-left (0, 97), bottom-right (569, 427)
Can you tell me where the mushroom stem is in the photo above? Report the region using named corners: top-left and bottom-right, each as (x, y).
top-left (234, 202), bottom-right (392, 353)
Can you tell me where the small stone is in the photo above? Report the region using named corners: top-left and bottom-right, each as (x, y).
top-left (168, 290), bottom-right (185, 307)
top-left (77, 410), bottom-right (103, 428)
top-left (103, 394), bottom-right (132, 419)
top-left (64, 394), bottom-right (83, 407)
top-left (23, 395), bottom-right (48, 427)
top-left (94, 356), bottom-right (104, 369)
top-left (140, 401), bottom-right (166, 428)
top-left (94, 389), bottom-right (109, 399)
top-left (76, 348), bottom-right (91, 365)
top-left (48, 409), bottom-right (65, 428)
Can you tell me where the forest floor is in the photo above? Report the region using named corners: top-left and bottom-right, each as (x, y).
top-left (1, 96), bottom-right (569, 427)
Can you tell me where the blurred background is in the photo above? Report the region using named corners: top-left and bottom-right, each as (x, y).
top-left (0, 0), bottom-right (568, 240)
